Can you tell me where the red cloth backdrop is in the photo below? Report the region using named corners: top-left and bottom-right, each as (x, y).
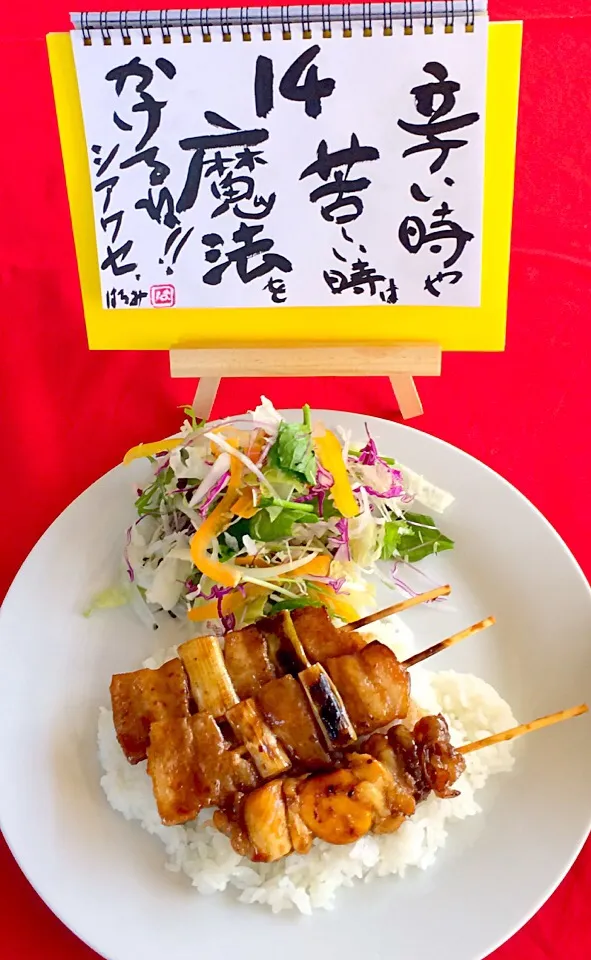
top-left (1, 3), bottom-right (590, 957)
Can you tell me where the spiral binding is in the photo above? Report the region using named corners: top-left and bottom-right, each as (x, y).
top-left (74, 2), bottom-right (485, 45)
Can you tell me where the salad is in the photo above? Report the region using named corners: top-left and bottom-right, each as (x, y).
top-left (93, 399), bottom-right (454, 632)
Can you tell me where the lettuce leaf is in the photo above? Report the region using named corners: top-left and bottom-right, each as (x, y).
top-left (83, 585), bottom-right (130, 617)
top-left (381, 512), bottom-right (454, 562)
top-left (249, 505), bottom-right (319, 541)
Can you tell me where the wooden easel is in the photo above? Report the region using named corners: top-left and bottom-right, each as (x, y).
top-left (169, 342), bottom-right (441, 421)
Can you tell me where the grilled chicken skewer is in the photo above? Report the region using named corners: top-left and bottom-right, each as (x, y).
top-left (111, 610), bottom-right (495, 825)
top-left (213, 712), bottom-right (468, 862)
top-left (214, 703), bottom-right (589, 863)
top-left (110, 588), bottom-right (449, 763)
top-left (111, 599), bottom-right (492, 765)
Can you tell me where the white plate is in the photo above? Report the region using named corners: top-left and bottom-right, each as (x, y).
top-left (0, 410), bottom-right (590, 960)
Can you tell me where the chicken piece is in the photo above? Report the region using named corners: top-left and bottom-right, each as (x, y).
top-left (326, 641), bottom-right (410, 735)
top-left (283, 777), bottom-right (314, 854)
top-left (243, 780), bottom-right (293, 862)
top-left (224, 624), bottom-right (277, 699)
top-left (190, 713), bottom-right (258, 805)
top-left (213, 779), bottom-right (295, 863)
top-left (147, 713), bottom-right (258, 827)
top-left (211, 752), bottom-right (416, 861)
top-left (178, 635), bottom-right (239, 717)
top-left (387, 722), bottom-right (424, 798)
top-left (413, 714), bottom-right (466, 799)
top-left (256, 675), bottom-right (331, 768)
top-left (225, 698), bottom-right (291, 779)
top-left (384, 715), bottom-right (465, 802)
top-left (213, 808), bottom-right (254, 859)
top-left (147, 717), bottom-right (201, 826)
top-left (297, 754), bottom-right (399, 845)
top-left (258, 610), bottom-right (310, 676)
top-left (298, 663), bottom-right (357, 749)
top-left (291, 606), bottom-right (367, 662)
top-left (110, 658), bottom-right (190, 764)
top-left (364, 733), bottom-right (416, 817)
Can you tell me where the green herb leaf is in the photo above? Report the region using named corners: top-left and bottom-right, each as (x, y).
top-left (180, 448), bottom-right (189, 465)
top-left (261, 465), bottom-right (307, 501)
top-left (134, 466), bottom-right (175, 516)
top-left (217, 517), bottom-right (251, 561)
top-left (181, 405), bottom-right (204, 431)
top-left (271, 596), bottom-right (323, 613)
top-left (381, 511), bottom-right (454, 563)
top-left (267, 421), bottom-right (317, 485)
top-left (321, 494), bottom-right (342, 520)
top-left (249, 506), bottom-right (319, 542)
top-left (259, 496), bottom-right (317, 514)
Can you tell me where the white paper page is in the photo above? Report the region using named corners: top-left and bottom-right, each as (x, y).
top-left (72, 22), bottom-right (488, 310)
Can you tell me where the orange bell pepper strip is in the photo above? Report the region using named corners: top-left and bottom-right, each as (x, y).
top-left (187, 583), bottom-right (270, 622)
top-left (308, 582), bottom-right (360, 623)
top-left (285, 554), bottom-right (331, 578)
top-left (245, 429), bottom-right (267, 464)
top-left (189, 452), bottom-right (244, 587)
top-left (313, 429), bottom-right (358, 518)
top-left (233, 554), bottom-right (331, 578)
top-left (123, 437), bottom-right (184, 465)
top-left (233, 487), bottom-right (259, 519)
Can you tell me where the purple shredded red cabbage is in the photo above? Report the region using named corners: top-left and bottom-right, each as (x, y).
top-left (124, 525), bottom-right (134, 582)
top-left (328, 518), bottom-right (351, 562)
top-left (307, 575), bottom-right (348, 593)
top-left (155, 455), bottom-right (171, 476)
top-left (355, 425), bottom-right (405, 499)
top-left (357, 426), bottom-right (379, 465)
top-left (197, 584), bottom-right (234, 602)
top-left (198, 470), bottom-right (230, 517)
top-left (124, 516), bottom-right (153, 583)
top-left (167, 483), bottom-right (199, 497)
top-left (294, 464), bottom-right (335, 515)
top-left (192, 582), bottom-right (246, 632)
top-left (220, 611), bottom-right (236, 633)
top-left (390, 563), bottom-right (448, 603)
top-left (316, 464), bottom-right (334, 488)
top-left (363, 469), bottom-right (405, 499)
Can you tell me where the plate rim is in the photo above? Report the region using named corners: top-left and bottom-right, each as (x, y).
top-left (1, 407), bottom-right (590, 960)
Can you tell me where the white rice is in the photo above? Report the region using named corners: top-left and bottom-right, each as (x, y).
top-left (98, 619), bottom-right (516, 914)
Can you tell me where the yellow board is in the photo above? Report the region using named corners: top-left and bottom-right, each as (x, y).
top-left (47, 23), bottom-right (522, 352)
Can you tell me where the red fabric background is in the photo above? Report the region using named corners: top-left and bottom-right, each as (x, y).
top-left (1, 3), bottom-right (590, 958)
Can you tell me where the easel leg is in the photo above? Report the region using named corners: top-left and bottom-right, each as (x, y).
top-left (192, 377), bottom-right (221, 421)
top-left (389, 374), bottom-right (423, 420)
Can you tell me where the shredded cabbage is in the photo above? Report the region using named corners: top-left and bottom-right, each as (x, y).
top-left (83, 585), bottom-right (129, 618)
top-left (114, 399), bottom-right (454, 633)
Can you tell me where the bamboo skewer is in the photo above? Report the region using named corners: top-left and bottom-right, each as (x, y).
top-left (459, 704), bottom-right (589, 755)
top-left (402, 616), bottom-right (495, 668)
top-left (344, 584), bottom-right (451, 632)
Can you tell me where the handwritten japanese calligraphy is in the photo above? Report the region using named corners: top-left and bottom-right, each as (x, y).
top-left (74, 24), bottom-right (487, 308)
top-left (397, 59), bottom-right (482, 298)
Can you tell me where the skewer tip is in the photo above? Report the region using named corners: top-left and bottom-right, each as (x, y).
top-left (459, 703), bottom-right (589, 755)
top-left (402, 614), bottom-right (495, 668)
top-left (345, 584), bottom-right (451, 633)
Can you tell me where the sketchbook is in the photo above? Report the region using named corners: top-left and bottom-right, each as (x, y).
top-left (47, 4), bottom-right (522, 349)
